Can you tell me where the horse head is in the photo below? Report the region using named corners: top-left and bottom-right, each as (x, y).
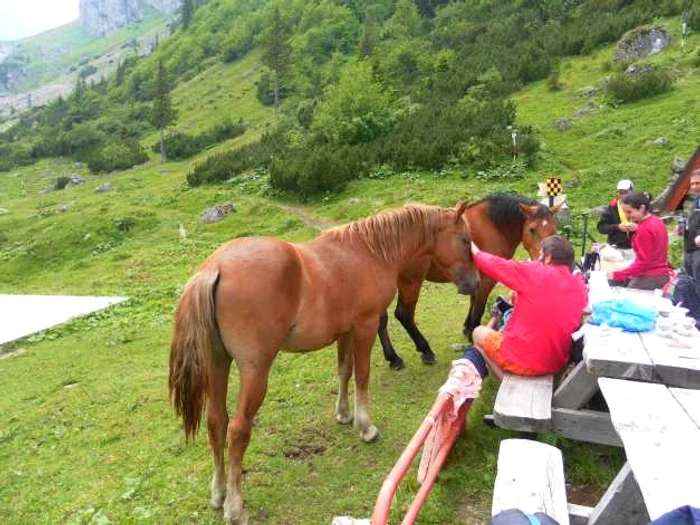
top-left (518, 201), bottom-right (561, 260)
top-left (431, 202), bottom-right (480, 295)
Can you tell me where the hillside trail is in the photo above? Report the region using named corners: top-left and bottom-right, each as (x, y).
top-left (277, 203), bottom-right (338, 232)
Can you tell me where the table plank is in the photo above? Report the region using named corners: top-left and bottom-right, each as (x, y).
top-left (583, 325), bottom-right (654, 381)
top-left (670, 387), bottom-right (700, 428)
top-left (641, 331), bottom-right (700, 389)
top-left (599, 378), bottom-right (700, 520)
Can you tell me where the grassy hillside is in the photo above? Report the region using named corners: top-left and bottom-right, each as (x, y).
top-left (514, 17), bottom-right (700, 210)
top-left (2, 8), bottom-right (699, 525)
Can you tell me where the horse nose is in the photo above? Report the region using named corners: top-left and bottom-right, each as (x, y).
top-left (457, 271), bottom-right (479, 295)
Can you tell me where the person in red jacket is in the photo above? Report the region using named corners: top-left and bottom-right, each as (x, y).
top-left (468, 235), bottom-right (587, 378)
top-left (608, 192), bottom-right (670, 290)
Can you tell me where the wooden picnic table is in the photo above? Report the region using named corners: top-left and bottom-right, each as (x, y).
top-left (491, 274), bottom-right (700, 523)
top-left (561, 280), bottom-right (700, 524)
top-left (586, 379), bottom-right (700, 523)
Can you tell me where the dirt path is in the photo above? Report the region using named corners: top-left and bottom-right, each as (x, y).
top-left (278, 203), bottom-right (338, 232)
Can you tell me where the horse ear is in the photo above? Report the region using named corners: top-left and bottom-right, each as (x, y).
top-left (455, 201), bottom-right (468, 223)
top-left (518, 203), bottom-right (539, 218)
top-left (549, 199), bottom-right (565, 215)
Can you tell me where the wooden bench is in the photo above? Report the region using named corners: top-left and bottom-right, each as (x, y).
top-left (493, 374), bottom-right (553, 432)
top-left (492, 439), bottom-right (570, 525)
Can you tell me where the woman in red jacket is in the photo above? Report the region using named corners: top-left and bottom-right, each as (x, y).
top-left (608, 192), bottom-right (671, 290)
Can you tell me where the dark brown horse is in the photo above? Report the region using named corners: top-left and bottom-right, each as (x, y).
top-left (169, 203), bottom-right (480, 524)
top-left (378, 193), bottom-right (560, 370)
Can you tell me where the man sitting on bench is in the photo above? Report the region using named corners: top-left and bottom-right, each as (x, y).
top-left (464, 236), bottom-right (587, 379)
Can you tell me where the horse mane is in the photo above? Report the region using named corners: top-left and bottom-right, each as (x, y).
top-left (323, 204), bottom-right (442, 261)
top-left (468, 192), bottom-right (549, 228)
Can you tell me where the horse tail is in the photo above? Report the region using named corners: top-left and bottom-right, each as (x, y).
top-left (169, 267), bottom-right (220, 441)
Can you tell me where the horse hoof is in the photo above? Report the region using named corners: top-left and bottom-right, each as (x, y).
top-left (336, 413), bottom-right (353, 425)
top-left (361, 425), bottom-right (380, 443)
top-left (210, 494), bottom-right (225, 510)
top-left (224, 502), bottom-right (247, 525)
top-left (421, 353), bottom-right (437, 365)
top-left (390, 359), bottom-right (405, 371)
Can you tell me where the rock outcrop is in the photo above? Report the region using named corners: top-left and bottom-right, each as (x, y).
top-left (145, 0), bottom-right (182, 14)
top-left (79, 0), bottom-right (183, 37)
top-left (614, 24), bottom-right (670, 62)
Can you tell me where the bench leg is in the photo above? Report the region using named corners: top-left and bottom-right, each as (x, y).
top-left (587, 462), bottom-right (649, 525)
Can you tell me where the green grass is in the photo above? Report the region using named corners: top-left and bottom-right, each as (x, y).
top-left (11, 18), bottom-right (700, 524)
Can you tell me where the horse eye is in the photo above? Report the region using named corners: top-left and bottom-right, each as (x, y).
top-left (529, 227), bottom-right (536, 235)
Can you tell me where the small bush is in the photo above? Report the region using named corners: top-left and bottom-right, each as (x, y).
top-left (186, 131), bottom-right (284, 186)
top-left (546, 68), bottom-right (562, 91)
top-left (0, 142), bottom-right (34, 171)
top-left (152, 120), bottom-right (245, 161)
top-left (153, 132), bottom-right (203, 160)
top-left (54, 176), bottom-right (71, 190)
top-left (87, 140), bottom-right (148, 173)
top-left (604, 67), bottom-right (674, 103)
top-left (476, 160), bottom-right (527, 181)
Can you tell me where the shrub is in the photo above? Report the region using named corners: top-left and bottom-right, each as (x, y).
top-left (604, 67), bottom-right (674, 103)
top-left (153, 120), bottom-right (246, 161)
top-left (54, 176), bottom-right (71, 190)
top-left (186, 130), bottom-right (284, 186)
top-left (0, 142), bottom-right (34, 171)
top-left (153, 132), bottom-right (203, 160)
top-left (546, 68), bottom-right (562, 91)
top-left (87, 140), bottom-right (148, 173)
top-left (269, 145), bottom-right (360, 197)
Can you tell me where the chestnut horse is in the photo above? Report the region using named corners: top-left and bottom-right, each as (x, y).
top-left (378, 193), bottom-right (560, 370)
top-left (169, 203), bottom-right (480, 524)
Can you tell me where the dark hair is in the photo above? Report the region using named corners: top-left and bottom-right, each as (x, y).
top-left (621, 191), bottom-right (651, 212)
top-left (542, 235), bottom-right (574, 268)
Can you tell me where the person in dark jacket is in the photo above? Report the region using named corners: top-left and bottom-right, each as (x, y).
top-left (682, 169), bottom-right (700, 278)
top-left (674, 169), bottom-right (700, 326)
top-left (597, 179), bottom-right (635, 249)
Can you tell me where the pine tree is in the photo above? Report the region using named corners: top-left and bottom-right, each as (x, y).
top-left (73, 76), bottom-right (86, 101)
top-left (115, 61), bottom-right (125, 86)
top-left (261, 4), bottom-right (291, 113)
top-left (150, 61), bottom-right (176, 163)
top-left (359, 3), bottom-right (379, 58)
top-left (182, 0), bottom-right (194, 29)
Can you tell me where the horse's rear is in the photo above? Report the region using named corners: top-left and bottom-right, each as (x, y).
top-left (170, 237), bottom-right (306, 523)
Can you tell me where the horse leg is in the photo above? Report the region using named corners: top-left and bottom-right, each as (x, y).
top-left (352, 322), bottom-right (380, 443)
top-left (464, 276), bottom-right (496, 340)
top-left (377, 310), bottom-right (405, 371)
top-left (207, 356), bottom-right (231, 510)
top-left (224, 361), bottom-right (270, 525)
top-left (335, 333), bottom-right (354, 425)
top-left (394, 281), bottom-right (434, 365)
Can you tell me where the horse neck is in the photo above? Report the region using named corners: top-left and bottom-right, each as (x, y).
top-left (321, 208), bottom-right (439, 266)
top-left (470, 202), bottom-right (522, 254)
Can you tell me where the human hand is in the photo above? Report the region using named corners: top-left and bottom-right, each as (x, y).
top-left (619, 223), bottom-right (637, 233)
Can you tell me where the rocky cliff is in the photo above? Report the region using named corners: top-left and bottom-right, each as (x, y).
top-left (79, 0), bottom-right (182, 37)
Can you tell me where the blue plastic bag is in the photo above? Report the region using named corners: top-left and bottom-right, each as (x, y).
top-left (589, 299), bottom-right (656, 332)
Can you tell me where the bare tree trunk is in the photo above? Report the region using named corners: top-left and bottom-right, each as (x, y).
top-left (273, 70), bottom-right (280, 114)
top-left (159, 127), bottom-right (166, 163)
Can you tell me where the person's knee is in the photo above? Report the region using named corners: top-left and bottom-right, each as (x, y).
top-left (473, 325), bottom-right (495, 349)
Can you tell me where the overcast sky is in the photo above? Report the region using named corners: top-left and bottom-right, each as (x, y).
top-left (0, 0), bottom-right (80, 41)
